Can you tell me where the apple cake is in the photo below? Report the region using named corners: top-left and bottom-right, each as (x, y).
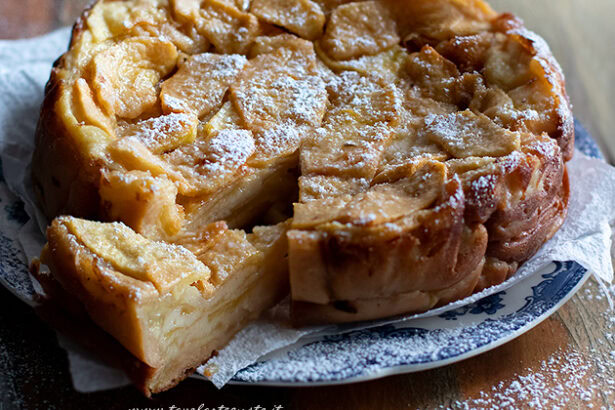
top-left (32, 0), bottom-right (573, 394)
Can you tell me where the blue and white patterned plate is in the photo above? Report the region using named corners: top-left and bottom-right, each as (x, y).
top-left (0, 120), bottom-right (600, 386)
top-left (229, 260), bottom-right (589, 386)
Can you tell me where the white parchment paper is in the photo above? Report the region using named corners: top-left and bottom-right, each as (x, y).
top-left (1, 29), bottom-right (614, 391)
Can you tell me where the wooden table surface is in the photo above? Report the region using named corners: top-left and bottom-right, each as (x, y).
top-left (1, 1), bottom-right (614, 409)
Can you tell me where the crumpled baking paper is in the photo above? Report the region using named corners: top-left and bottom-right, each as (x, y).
top-left (1, 28), bottom-right (614, 391)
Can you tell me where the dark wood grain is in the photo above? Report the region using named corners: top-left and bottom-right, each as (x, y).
top-left (1, 1), bottom-right (614, 409)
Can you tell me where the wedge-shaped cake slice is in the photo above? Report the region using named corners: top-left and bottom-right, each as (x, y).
top-left (40, 216), bottom-right (289, 395)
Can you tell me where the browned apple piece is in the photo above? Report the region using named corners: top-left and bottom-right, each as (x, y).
top-left (405, 46), bottom-right (461, 104)
top-left (294, 160), bottom-right (445, 228)
top-left (249, 33), bottom-right (309, 58)
top-left (468, 84), bottom-right (519, 128)
top-left (316, 43), bottom-right (408, 80)
top-left (291, 195), bottom-right (352, 229)
top-left (507, 60), bottom-right (569, 146)
top-left (301, 121), bottom-right (392, 179)
top-left (327, 71), bottom-right (401, 125)
top-left (321, 1), bottom-right (399, 60)
top-left (435, 32), bottom-right (494, 72)
top-left (251, 0), bottom-right (325, 40)
top-left (197, 0), bottom-right (260, 54)
top-left (250, 124), bottom-right (309, 167)
top-left (385, 0), bottom-right (495, 40)
top-left (300, 72), bottom-right (400, 180)
top-left (160, 53), bottom-right (247, 118)
top-left (107, 136), bottom-right (189, 191)
top-left (117, 113), bottom-right (198, 154)
top-left (298, 175), bottom-right (369, 202)
top-left (60, 216), bottom-right (203, 294)
top-left (72, 78), bottom-right (115, 137)
top-left (484, 33), bottom-right (534, 91)
top-left (231, 42), bottom-right (326, 131)
top-left (400, 87), bottom-right (457, 120)
top-left (99, 170), bottom-right (185, 240)
top-left (423, 109), bottom-right (521, 158)
top-left (164, 128), bottom-right (256, 196)
top-left (376, 151), bottom-right (450, 185)
top-left (159, 22), bottom-right (211, 54)
top-left (377, 103), bottom-right (450, 180)
top-left (230, 42), bottom-right (327, 165)
top-left (88, 38), bottom-right (178, 119)
top-left (203, 101), bottom-right (243, 135)
top-left (86, 0), bottom-right (168, 42)
top-left (170, 0), bottom-right (200, 25)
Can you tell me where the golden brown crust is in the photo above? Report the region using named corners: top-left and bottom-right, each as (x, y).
top-left (32, 74), bottom-right (98, 220)
top-left (32, 4), bottom-right (100, 220)
top-left (290, 175), bottom-right (465, 301)
top-left (492, 13), bottom-right (575, 161)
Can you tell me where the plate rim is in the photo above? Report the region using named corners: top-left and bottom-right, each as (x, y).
top-left (226, 262), bottom-right (591, 387)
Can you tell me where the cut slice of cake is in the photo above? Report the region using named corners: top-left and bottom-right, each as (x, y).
top-left (39, 216), bottom-right (289, 394)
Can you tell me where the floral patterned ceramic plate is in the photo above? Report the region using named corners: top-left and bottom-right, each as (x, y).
top-left (0, 121), bottom-right (599, 386)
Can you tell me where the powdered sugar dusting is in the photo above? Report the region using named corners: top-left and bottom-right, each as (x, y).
top-left (326, 70), bottom-right (401, 123)
top-left (451, 350), bottom-right (602, 409)
top-left (119, 112), bottom-right (195, 152)
top-left (452, 280), bottom-right (615, 409)
top-left (201, 129), bottom-right (255, 173)
top-left (321, 1), bottom-right (399, 60)
top-left (163, 128), bottom-right (255, 192)
top-left (193, 53), bottom-right (247, 78)
top-left (423, 111), bottom-right (519, 158)
top-left (254, 122), bottom-right (302, 159)
top-left (233, 69), bottom-right (327, 129)
top-left (161, 53), bottom-right (247, 117)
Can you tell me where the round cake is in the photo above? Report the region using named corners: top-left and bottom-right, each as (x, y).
top-left (33, 0), bottom-right (573, 392)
